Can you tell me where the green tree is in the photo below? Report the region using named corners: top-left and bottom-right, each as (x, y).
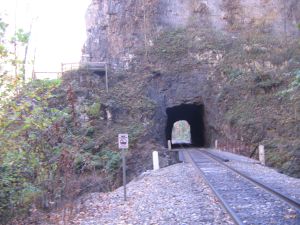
top-left (10, 28), bottom-right (31, 82)
top-left (0, 17), bottom-right (31, 98)
top-left (0, 78), bottom-right (64, 223)
top-left (0, 18), bottom-right (9, 86)
top-left (0, 18), bottom-right (44, 223)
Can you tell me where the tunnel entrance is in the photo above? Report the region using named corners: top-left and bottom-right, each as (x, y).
top-left (166, 104), bottom-right (206, 148)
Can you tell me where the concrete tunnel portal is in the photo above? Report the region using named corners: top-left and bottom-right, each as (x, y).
top-left (166, 104), bottom-right (206, 148)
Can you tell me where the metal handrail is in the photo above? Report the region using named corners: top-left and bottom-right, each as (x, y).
top-left (33, 61), bottom-right (109, 93)
top-left (61, 62), bottom-right (108, 93)
top-left (61, 62), bottom-right (107, 73)
top-left (32, 71), bottom-right (62, 80)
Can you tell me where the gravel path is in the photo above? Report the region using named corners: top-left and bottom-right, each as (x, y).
top-left (207, 149), bottom-right (300, 202)
top-left (187, 150), bottom-right (300, 225)
top-left (62, 163), bottom-right (234, 225)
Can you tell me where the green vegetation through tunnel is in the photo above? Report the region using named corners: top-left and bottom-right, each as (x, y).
top-left (171, 120), bottom-right (191, 144)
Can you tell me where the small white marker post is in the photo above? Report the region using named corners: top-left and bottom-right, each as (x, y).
top-left (168, 140), bottom-right (172, 150)
top-left (259, 145), bottom-right (265, 165)
top-left (153, 151), bottom-right (160, 170)
top-left (215, 139), bottom-right (218, 149)
top-left (118, 134), bottom-right (128, 201)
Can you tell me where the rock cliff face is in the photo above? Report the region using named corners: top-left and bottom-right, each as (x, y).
top-left (82, 0), bottom-right (300, 177)
top-left (84, 0), bottom-right (299, 68)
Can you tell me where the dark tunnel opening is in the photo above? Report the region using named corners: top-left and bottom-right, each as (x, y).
top-left (166, 104), bottom-right (206, 148)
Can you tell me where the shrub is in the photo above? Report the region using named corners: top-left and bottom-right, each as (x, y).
top-left (100, 150), bottom-right (121, 173)
top-left (87, 102), bottom-right (101, 118)
top-left (0, 79), bottom-right (64, 222)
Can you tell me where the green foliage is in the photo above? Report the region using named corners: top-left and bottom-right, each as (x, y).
top-left (0, 19), bottom-right (8, 37)
top-left (277, 70), bottom-right (300, 97)
top-left (291, 70), bottom-right (300, 87)
top-left (85, 127), bottom-right (95, 137)
top-left (75, 149), bottom-right (121, 173)
top-left (172, 120), bottom-right (191, 143)
top-left (225, 100), bottom-right (257, 125)
top-left (0, 44), bottom-right (7, 57)
top-left (0, 150), bottom-right (42, 221)
top-left (13, 29), bottom-right (30, 44)
top-left (100, 150), bottom-right (121, 173)
top-left (222, 66), bottom-right (244, 80)
top-left (87, 102), bottom-right (101, 118)
top-left (0, 19), bottom-right (8, 62)
top-left (30, 78), bottom-right (62, 89)
top-left (128, 124), bottom-right (145, 146)
top-left (0, 78), bottom-right (64, 222)
top-left (0, 17), bottom-right (31, 95)
top-left (149, 29), bottom-right (188, 62)
top-left (75, 152), bottom-right (101, 171)
top-left (255, 79), bottom-right (281, 90)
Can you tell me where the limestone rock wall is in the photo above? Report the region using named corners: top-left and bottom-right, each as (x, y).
top-left (83, 0), bottom-right (300, 69)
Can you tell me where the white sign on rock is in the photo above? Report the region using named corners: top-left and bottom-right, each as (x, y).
top-left (118, 134), bottom-right (129, 149)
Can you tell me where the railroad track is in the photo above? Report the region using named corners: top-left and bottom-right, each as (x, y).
top-left (182, 148), bottom-right (300, 225)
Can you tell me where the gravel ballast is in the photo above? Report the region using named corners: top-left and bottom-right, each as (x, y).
top-left (34, 148), bottom-right (300, 225)
top-left (207, 149), bottom-right (300, 202)
top-left (63, 163), bottom-right (234, 225)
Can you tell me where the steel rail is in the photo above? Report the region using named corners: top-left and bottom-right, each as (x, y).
top-left (201, 150), bottom-right (300, 210)
top-left (183, 150), bottom-right (243, 225)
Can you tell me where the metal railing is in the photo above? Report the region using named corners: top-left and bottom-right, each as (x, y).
top-left (32, 71), bottom-right (62, 80)
top-left (33, 61), bottom-right (109, 93)
top-left (61, 62), bottom-right (107, 73)
top-left (61, 62), bottom-right (108, 93)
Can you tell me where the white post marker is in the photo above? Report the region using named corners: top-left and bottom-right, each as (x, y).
top-left (215, 139), bottom-right (218, 149)
top-left (259, 145), bottom-right (265, 165)
top-left (118, 134), bottom-right (128, 201)
top-left (168, 140), bottom-right (172, 150)
top-left (152, 151), bottom-right (160, 171)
